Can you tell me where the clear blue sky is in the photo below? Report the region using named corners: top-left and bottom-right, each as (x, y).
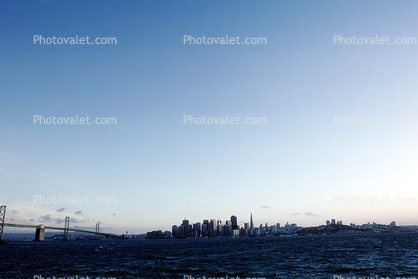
top-left (1, 0), bottom-right (418, 234)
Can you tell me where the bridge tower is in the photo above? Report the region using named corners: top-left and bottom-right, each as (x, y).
top-left (95, 222), bottom-right (100, 239)
top-left (0, 205), bottom-right (6, 244)
top-left (63, 216), bottom-right (70, 241)
top-left (35, 225), bottom-right (45, 241)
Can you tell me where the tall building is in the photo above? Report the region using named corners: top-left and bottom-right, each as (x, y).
top-left (178, 225), bottom-right (185, 238)
top-left (182, 219), bottom-right (189, 237)
top-left (250, 212), bottom-right (255, 236)
top-left (193, 222), bottom-right (201, 237)
top-left (217, 224), bottom-right (224, 237)
top-left (202, 220), bottom-right (209, 237)
top-left (172, 225), bottom-right (178, 237)
top-left (231, 215), bottom-right (238, 230)
top-left (201, 224), bottom-right (208, 236)
top-left (224, 220), bottom-right (232, 236)
top-left (209, 219), bottom-right (217, 238)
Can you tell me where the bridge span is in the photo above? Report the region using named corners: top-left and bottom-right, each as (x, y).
top-left (3, 223), bottom-right (117, 241)
top-left (0, 205), bottom-right (119, 242)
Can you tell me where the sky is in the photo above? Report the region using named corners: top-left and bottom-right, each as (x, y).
top-left (1, 0), bottom-right (418, 235)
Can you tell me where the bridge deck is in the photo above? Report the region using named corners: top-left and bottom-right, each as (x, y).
top-left (3, 223), bottom-right (117, 237)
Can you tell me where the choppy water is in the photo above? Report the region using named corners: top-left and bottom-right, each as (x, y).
top-left (1, 233), bottom-right (418, 279)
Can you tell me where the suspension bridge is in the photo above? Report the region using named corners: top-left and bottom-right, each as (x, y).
top-left (0, 205), bottom-right (119, 243)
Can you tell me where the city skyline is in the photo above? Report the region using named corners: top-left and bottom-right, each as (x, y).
top-left (145, 212), bottom-right (399, 239)
top-left (1, 207), bottom-right (400, 236)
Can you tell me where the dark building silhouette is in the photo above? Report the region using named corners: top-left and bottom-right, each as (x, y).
top-left (182, 219), bottom-right (189, 237)
top-left (209, 219), bottom-right (217, 238)
top-left (231, 215), bottom-right (238, 230)
top-left (172, 225), bottom-right (178, 237)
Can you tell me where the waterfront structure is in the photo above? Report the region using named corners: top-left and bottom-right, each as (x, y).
top-left (231, 215), bottom-right (237, 230)
top-left (202, 220), bottom-right (209, 237)
top-left (182, 219), bottom-right (189, 237)
top-left (172, 225), bottom-right (178, 237)
top-left (209, 219), bottom-right (217, 238)
top-left (193, 222), bottom-right (201, 237)
top-left (217, 224), bottom-right (224, 237)
top-left (224, 220), bottom-right (232, 236)
top-left (178, 225), bottom-right (185, 238)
